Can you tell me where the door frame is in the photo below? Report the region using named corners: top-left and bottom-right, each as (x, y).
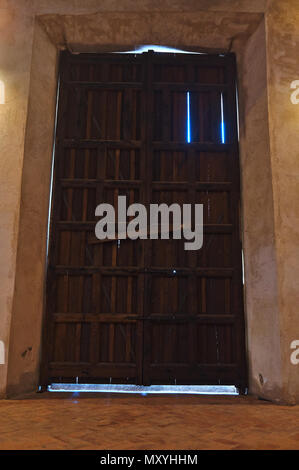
top-left (40, 50), bottom-right (248, 390)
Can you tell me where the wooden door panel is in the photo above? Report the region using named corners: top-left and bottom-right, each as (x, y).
top-left (41, 52), bottom-right (145, 385)
top-left (41, 51), bottom-right (247, 390)
top-left (142, 52), bottom-right (246, 388)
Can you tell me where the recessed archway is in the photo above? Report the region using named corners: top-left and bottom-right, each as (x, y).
top-left (6, 11), bottom-right (283, 402)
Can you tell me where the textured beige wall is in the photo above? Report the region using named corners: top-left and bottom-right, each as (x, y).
top-left (0, 0), bottom-right (35, 397)
top-left (266, 0), bottom-right (299, 403)
top-left (236, 20), bottom-right (282, 400)
top-left (1, 0), bottom-right (298, 402)
top-left (6, 20), bottom-right (58, 397)
top-left (37, 9), bottom-right (263, 54)
top-left (30, 0), bottom-right (268, 15)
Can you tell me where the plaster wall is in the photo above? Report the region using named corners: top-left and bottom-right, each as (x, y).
top-left (6, 21), bottom-right (58, 397)
top-left (266, 0), bottom-right (299, 403)
top-left (0, 0), bottom-right (34, 397)
top-left (236, 20), bottom-right (282, 400)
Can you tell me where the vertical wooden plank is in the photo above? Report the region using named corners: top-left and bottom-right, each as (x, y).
top-left (141, 50), bottom-right (155, 385)
top-left (162, 89), bottom-right (171, 142)
top-left (109, 324), bottom-right (115, 363)
top-left (75, 323), bottom-right (82, 362)
top-left (86, 91), bottom-right (93, 139)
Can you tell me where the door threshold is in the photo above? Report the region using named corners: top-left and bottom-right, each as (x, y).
top-left (48, 384), bottom-right (239, 395)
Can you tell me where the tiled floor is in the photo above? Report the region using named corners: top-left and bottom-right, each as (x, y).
top-left (0, 393), bottom-right (298, 450)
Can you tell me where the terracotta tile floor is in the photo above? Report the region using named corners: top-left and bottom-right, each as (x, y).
top-left (0, 393), bottom-right (298, 450)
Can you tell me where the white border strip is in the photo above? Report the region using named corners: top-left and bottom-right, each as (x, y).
top-left (48, 384), bottom-right (239, 395)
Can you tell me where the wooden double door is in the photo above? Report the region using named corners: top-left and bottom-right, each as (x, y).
top-left (41, 50), bottom-right (247, 389)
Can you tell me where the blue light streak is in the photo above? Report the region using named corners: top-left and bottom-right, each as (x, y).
top-left (187, 92), bottom-right (191, 143)
top-left (221, 92), bottom-right (225, 144)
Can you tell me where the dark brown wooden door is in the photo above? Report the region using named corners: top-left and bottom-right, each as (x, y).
top-left (41, 51), bottom-right (247, 390)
